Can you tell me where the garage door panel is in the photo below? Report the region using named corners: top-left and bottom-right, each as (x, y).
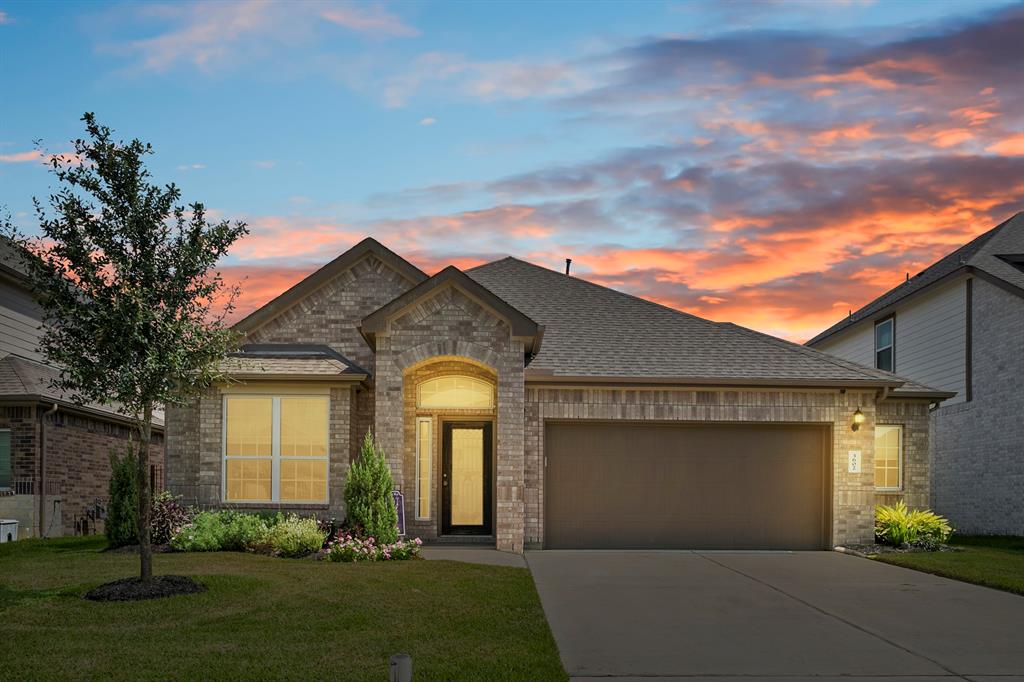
top-left (545, 422), bottom-right (829, 550)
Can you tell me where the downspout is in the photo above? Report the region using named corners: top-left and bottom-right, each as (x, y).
top-left (38, 402), bottom-right (58, 538)
top-left (876, 386), bottom-right (890, 403)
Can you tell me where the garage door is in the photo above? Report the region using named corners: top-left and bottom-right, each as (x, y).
top-left (544, 422), bottom-right (830, 550)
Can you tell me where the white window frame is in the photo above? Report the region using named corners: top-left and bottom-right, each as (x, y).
top-left (415, 417), bottom-right (432, 520)
top-left (874, 317), bottom-right (894, 372)
top-left (221, 394), bottom-right (330, 504)
top-left (874, 424), bottom-right (903, 492)
top-left (0, 429), bottom-right (11, 491)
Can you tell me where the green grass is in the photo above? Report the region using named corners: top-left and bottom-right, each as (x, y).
top-left (874, 535), bottom-right (1024, 596)
top-left (0, 537), bottom-right (566, 681)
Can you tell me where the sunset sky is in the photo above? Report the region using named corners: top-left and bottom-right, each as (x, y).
top-left (2, 1), bottom-right (1023, 341)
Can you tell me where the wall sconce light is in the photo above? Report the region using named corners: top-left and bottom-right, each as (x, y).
top-left (852, 407), bottom-right (865, 431)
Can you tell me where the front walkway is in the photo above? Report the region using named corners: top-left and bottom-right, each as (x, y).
top-left (419, 546), bottom-right (526, 568)
top-left (526, 550), bottom-right (1024, 681)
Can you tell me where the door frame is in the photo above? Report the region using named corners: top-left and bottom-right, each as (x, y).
top-left (441, 420), bottom-right (494, 536)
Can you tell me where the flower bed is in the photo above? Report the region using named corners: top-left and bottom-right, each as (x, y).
top-left (322, 532), bottom-right (422, 562)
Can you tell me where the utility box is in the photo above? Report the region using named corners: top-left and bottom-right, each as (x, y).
top-left (0, 519), bottom-right (18, 543)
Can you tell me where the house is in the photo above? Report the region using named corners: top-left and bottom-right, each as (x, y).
top-left (165, 238), bottom-right (952, 552)
top-left (807, 213), bottom-right (1024, 535)
top-left (0, 238), bottom-right (165, 539)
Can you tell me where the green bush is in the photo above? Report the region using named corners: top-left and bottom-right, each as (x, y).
top-left (875, 501), bottom-right (953, 546)
top-left (170, 510), bottom-right (269, 552)
top-left (261, 514), bottom-right (327, 557)
top-left (344, 430), bottom-right (399, 544)
top-left (106, 448), bottom-right (139, 548)
top-left (150, 491), bottom-right (192, 545)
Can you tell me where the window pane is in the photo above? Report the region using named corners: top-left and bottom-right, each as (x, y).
top-left (876, 348), bottom-right (893, 372)
top-left (417, 376), bottom-right (494, 409)
top-left (225, 397), bottom-right (273, 457)
top-left (417, 420), bottom-right (431, 519)
top-left (875, 320), bottom-right (893, 349)
top-left (280, 459), bottom-right (327, 502)
top-left (874, 426), bottom-right (901, 490)
top-left (226, 459), bottom-right (272, 501)
top-left (280, 397), bottom-right (328, 457)
top-left (0, 431), bottom-right (11, 489)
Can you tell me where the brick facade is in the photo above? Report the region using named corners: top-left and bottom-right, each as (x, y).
top-left (0, 403), bottom-right (163, 537)
top-left (932, 278), bottom-right (1024, 534)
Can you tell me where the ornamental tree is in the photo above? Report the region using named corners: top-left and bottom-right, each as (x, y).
top-left (3, 113), bottom-right (247, 581)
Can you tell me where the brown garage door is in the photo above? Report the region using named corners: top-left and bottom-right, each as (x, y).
top-left (544, 422), bottom-right (830, 550)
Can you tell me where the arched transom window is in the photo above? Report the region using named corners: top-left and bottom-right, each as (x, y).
top-left (416, 375), bottom-right (494, 409)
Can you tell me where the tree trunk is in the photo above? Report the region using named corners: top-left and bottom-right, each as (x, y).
top-left (137, 402), bottom-right (153, 582)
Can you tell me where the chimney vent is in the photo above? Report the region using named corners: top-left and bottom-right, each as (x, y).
top-left (565, 258), bottom-right (572, 276)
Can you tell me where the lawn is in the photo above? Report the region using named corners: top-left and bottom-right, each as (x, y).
top-left (873, 535), bottom-right (1024, 596)
top-left (0, 537), bottom-right (566, 681)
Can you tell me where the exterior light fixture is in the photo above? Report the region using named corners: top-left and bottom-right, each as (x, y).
top-left (852, 407), bottom-right (865, 431)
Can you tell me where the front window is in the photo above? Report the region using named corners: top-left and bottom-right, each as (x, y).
top-left (223, 395), bottom-right (329, 503)
top-left (416, 418), bottom-right (432, 519)
top-left (875, 425), bottom-right (902, 491)
top-left (417, 376), bottom-right (494, 409)
top-left (874, 318), bottom-right (894, 372)
top-left (0, 429), bottom-right (11, 490)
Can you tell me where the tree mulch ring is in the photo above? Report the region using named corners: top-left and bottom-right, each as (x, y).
top-left (84, 575), bottom-right (206, 602)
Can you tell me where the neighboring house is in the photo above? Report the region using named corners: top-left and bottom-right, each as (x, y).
top-left (0, 238), bottom-right (164, 539)
top-left (165, 238), bottom-right (951, 552)
top-left (807, 212), bottom-right (1024, 535)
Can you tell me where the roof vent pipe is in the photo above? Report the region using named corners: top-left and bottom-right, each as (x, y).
top-left (565, 258), bottom-right (572, 276)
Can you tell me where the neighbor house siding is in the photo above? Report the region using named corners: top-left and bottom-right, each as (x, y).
top-left (523, 386), bottom-right (933, 548)
top-left (0, 279), bottom-right (45, 362)
top-left (815, 277), bottom-right (968, 404)
top-left (932, 278), bottom-right (1024, 534)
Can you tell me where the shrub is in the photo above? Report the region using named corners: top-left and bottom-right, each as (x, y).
top-left (106, 448), bottom-right (139, 548)
top-left (875, 501), bottom-right (953, 546)
top-left (261, 514), bottom-right (327, 557)
top-left (344, 431), bottom-right (399, 544)
top-left (170, 510), bottom-right (269, 552)
top-left (323, 531), bottom-right (422, 563)
top-left (150, 491), bottom-right (192, 545)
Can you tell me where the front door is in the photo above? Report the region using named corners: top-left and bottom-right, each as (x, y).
top-left (442, 422), bottom-right (493, 535)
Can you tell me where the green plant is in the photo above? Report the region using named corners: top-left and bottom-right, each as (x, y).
top-left (150, 492), bottom-right (192, 545)
top-left (260, 514), bottom-right (327, 558)
top-left (323, 532), bottom-right (422, 563)
top-left (875, 501), bottom-right (953, 546)
top-left (344, 431), bottom-right (399, 544)
top-left (106, 449), bottom-right (139, 548)
top-left (170, 510), bottom-right (269, 552)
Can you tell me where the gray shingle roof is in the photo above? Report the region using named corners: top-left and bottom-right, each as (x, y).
top-left (220, 344), bottom-right (367, 380)
top-left (0, 354), bottom-right (165, 427)
top-left (466, 257), bottom-right (944, 393)
top-left (807, 212), bottom-right (1024, 346)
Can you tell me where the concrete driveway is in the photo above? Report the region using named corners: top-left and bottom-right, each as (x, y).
top-left (526, 550), bottom-right (1024, 681)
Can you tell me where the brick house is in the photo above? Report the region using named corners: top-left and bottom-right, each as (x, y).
top-left (0, 239), bottom-right (165, 539)
top-left (165, 238), bottom-right (951, 552)
top-left (807, 212), bottom-right (1024, 535)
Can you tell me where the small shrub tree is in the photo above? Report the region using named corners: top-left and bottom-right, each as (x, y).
top-left (106, 448), bottom-right (139, 547)
top-left (344, 431), bottom-right (399, 544)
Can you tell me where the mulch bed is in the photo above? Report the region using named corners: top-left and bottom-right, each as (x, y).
top-left (84, 575), bottom-right (206, 602)
top-left (839, 542), bottom-right (961, 556)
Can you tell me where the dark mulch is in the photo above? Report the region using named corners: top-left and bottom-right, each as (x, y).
top-left (841, 542), bottom-right (961, 556)
top-left (84, 575), bottom-right (206, 602)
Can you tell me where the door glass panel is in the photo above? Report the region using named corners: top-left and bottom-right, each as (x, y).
top-left (451, 428), bottom-right (484, 525)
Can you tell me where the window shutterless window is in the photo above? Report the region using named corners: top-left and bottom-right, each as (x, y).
top-left (416, 418), bottom-right (432, 519)
top-left (222, 395), bottom-right (329, 503)
top-left (875, 317), bottom-right (894, 372)
top-left (874, 425), bottom-right (902, 490)
top-left (417, 376), bottom-right (494, 409)
top-left (0, 430), bottom-right (11, 490)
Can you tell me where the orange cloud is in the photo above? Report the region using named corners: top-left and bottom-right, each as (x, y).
top-left (987, 134), bottom-right (1024, 156)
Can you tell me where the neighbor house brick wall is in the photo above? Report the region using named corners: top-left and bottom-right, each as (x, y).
top-left (373, 285), bottom-right (526, 552)
top-left (0, 403), bottom-right (163, 537)
top-left (932, 277), bottom-right (1024, 534)
top-left (523, 386), bottom-right (932, 548)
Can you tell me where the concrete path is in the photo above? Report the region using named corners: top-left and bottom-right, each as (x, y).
top-left (526, 550), bottom-right (1024, 680)
top-left (419, 546), bottom-right (526, 567)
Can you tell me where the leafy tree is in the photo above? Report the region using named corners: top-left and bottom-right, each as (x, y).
top-left (3, 113), bottom-right (247, 580)
top-left (345, 430), bottom-right (399, 543)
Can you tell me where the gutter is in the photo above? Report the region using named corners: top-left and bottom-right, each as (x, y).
top-left (0, 394), bottom-right (165, 432)
top-left (524, 371), bottom-right (905, 390)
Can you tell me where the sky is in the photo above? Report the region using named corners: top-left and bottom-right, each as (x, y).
top-left (2, 0), bottom-right (1023, 342)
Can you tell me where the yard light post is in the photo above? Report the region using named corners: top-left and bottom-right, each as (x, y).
top-left (389, 653), bottom-right (412, 682)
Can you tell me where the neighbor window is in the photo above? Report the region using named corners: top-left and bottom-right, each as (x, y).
top-left (0, 430), bottom-right (11, 490)
top-left (875, 317), bottom-right (894, 372)
top-left (416, 376), bottom-right (494, 409)
top-left (223, 395), bottom-right (329, 503)
top-left (416, 418), bottom-right (432, 519)
top-left (875, 425), bottom-right (902, 490)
